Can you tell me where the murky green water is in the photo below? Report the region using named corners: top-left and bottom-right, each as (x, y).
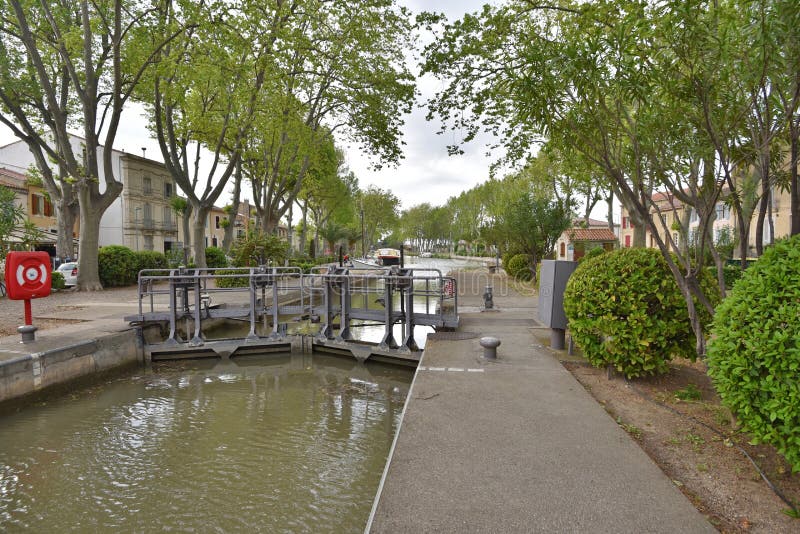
top-left (0, 354), bottom-right (411, 532)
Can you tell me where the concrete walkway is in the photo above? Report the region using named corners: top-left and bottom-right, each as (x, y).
top-left (367, 272), bottom-right (714, 533)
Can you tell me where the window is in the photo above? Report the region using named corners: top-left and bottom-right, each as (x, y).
top-left (163, 206), bottom-right (172, 224)
top-left (715, 202), bottom-right (730, 221)
top-left (690, 209), bottom-right (699, 223)
top-left (143, 176), bottom-right (152, 194)
top-left (164, 182), bottom-right (172, 198)
top-left (622, 216), bottom-right (628, 229)
top-left (143, 203), bottom-right (152, 226)
top-left (560, 242), bottom-right (566, 257)
top-left (143, 235), bottom-right (154, 251)
top-left (31, 193), bottom-right (53, 217)
top-left (212, 237), bottom-right (218, 247)
top-left (625, 235), bottom-right (631, 248)
top-left (215, 215), bottom-right (220, 229)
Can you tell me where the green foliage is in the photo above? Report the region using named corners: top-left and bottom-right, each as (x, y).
top-left (98, 246), bottom-right (138, 288)
top-left (230, 231), bottom-right (289, 267)
top-left (707, 234), bottom-right (800, 471)
top-left (579, 247), bottom-right (606, 264)
top-left (705, 265), bottom-right (744, 292)
top-left (51, 271), bottom-right (66, 290)
top-left (204, 247), bottom-right (228, 268)
top-left (0, 185), bottom-right (24, 261)
top-left (215, 269), bottom-right (250, 288)
top-left (674, 384), bottom-right (702, 401)
top-left (506, 254), bottom-right (532, 281)
top-left (134, 250), bottom-right (168, 274)
top-left (564, 248), bottom-right (719, 379)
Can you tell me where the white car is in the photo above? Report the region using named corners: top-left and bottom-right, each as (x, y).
top-left (55, 262), bottom-right (78, 287)
top-left (420, 251), bottom-right (432, 258)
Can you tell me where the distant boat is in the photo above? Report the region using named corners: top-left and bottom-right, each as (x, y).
top-left (347, 257), bottom-right (383, 270)
top-left (375, 248), bottom-right (401, 266)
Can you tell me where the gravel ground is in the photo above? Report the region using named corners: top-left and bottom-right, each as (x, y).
top-left (0, 286), bottom-right (141, 337)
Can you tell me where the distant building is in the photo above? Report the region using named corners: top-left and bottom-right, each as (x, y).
top-left (556, 218), bottom-right (618, 261)
top-left (0, 136), bottom-right (180, 254)
top-left (619, 185), bottom-right (793, 256)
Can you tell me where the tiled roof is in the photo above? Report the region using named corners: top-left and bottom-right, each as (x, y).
top-left (0, 167), bottom-right (28, 190)
top-left (568, 227), bottom-right (618, 242)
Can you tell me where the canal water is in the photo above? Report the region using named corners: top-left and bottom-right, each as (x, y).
top-left (0, 354), bottom-right (411, 532)
top-left (0, 257), bottom-right (484, 531)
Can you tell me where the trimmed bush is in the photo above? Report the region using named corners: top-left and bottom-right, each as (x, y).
top-left (506, 253), bottom-right (532, 280)
top-left (579, 246), bottom-right (606, 263)
top-left (205, 246), bottom-right (228, 268)
top-left (98, 245), bottom-right (138, 287)
top-left (707, 234), bottom-right (800, 471)
top-left (564, 247), bottom-right (718, 379)
top-left (134, 250), bottom-right (168, 275)
top-left (51, 271), bottom-right (66, 290)
top-left (215, 268), bottom-right (250, 288)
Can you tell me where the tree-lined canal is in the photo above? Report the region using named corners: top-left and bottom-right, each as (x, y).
top-left (0, 354), bottom-right (411, 531)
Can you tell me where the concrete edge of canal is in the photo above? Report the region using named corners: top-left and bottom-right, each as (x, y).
top-left (0, 327), bottom-right (146, 404)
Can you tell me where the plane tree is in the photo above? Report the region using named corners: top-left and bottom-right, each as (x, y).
top-left (421, 0), bottom-right (770, 356)
top-left (0, 0), bottom-right (186, 289)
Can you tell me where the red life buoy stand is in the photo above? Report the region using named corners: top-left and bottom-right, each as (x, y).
top-left (4, 251), bottom-right (52, 343)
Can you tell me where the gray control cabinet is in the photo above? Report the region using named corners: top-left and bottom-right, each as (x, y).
top-left (538, 260), bottom-right (578, 329)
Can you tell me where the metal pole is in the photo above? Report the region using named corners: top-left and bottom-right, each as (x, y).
top-left (360, 206), bottom-right (366, 258)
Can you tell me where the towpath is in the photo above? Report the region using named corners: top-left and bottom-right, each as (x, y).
top-left (367, 270), bottom-right (715, 533)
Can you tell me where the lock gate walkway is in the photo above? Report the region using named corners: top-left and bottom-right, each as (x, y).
top-left (366, 271), bottom-right (715, 533)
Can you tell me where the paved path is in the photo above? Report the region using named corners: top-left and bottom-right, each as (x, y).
top-left (367, 272), bottom-right (714, 533)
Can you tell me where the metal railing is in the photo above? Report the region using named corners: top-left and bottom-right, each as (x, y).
top-left (128, 265), bottom-right (458, 357)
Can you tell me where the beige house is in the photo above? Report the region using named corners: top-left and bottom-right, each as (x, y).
top-left (120, 153), bottom-right (179, 253)
top-left (619, 186), bottom-right (794, 256)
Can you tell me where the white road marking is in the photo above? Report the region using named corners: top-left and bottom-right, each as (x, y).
top-left (447, 367), bottom-right (465, 372)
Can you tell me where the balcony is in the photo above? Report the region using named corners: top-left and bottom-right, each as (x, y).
top-left (129, 218), bottom-right (178, 233)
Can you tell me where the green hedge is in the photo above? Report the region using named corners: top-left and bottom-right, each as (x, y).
top-left (215, 269), bottom-right (250, 288)
top-left (99, 246), bottom-right (169, 287)
top-left (564, 248), bottom-right (718, 378)
top-left (707, 235), bottom-right (800, 471)
top-left (205, 246), bottom-right (228, 268)
top-left (705, 264), bottom-right (744, 292)
top-left (51, 271), bottom-right (66, 290)
top-left (506, 254), bottom-right (532, 280)
top-left (98, 245), bottom-right (138, 287)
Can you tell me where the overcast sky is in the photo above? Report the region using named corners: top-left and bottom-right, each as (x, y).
top-left (0, 1), bottom-right (501, 213)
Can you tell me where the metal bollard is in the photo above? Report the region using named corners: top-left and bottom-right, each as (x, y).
top-left (483, 286), bottom-right (494, 309)
top-left (480, 336), bottom-right (501, 359)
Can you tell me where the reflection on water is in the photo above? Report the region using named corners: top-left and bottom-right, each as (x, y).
top-left (0, 354), bottom-right (411, 532)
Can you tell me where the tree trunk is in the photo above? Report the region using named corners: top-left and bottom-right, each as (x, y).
top-left (755, 164), bottom-right (770, 256)
top-left (298, 201), bottom-right (308, 255)
top-left (76, 197), bottom-right (104, 291)
top-left (606, 191), bottom-right (615, 233)
top-left (54, 184), bottom-right (78, 260)
top-left (791, 120), bottom-right (800, 235)
top-left (181, 204), bottom-right (192, 266)
top-left (192, 205), bottom-right (210, 269)
top-left (222, 162), bottom-right (242, 253)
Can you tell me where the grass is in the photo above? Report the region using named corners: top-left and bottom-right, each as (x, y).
top-left (674, 384), bottom-right (702, 401)
top-left (617, 417), bottom-right (643, 440)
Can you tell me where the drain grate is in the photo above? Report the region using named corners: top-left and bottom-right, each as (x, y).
top-left (427, 331), bottom-right (481, 341)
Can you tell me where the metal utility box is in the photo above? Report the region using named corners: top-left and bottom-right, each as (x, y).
top-left (538, 260), bottom-right (577, 349)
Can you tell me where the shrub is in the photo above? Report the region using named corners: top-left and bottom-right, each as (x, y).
top-left (579, 247), bottom-right (606, 263)
top-left (51, 271), bottom-right (66, 290)
top-left (230, 231), bottom-right (289, 267)
top-left (205, 246), bottom-right (228, 268)
top-left (563, 247), bottom-right (718, 379)
top-left (98, 245), bottom-right (138, 287)
top-left (506, 253), bottom-right (532, 280)
top-left (134, 250), bottom-right (168, 276)
top-left (215, 268), bottom-right (250, 288)
top-left (704, 265), bottom-right (744, 293)
top-left (707, 234), bottom-right (800, 471)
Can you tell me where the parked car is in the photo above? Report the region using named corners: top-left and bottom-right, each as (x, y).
top-left (420, 251), bottom-right (432, 258)
top-left (55, 262), bottom-right (78, 287)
